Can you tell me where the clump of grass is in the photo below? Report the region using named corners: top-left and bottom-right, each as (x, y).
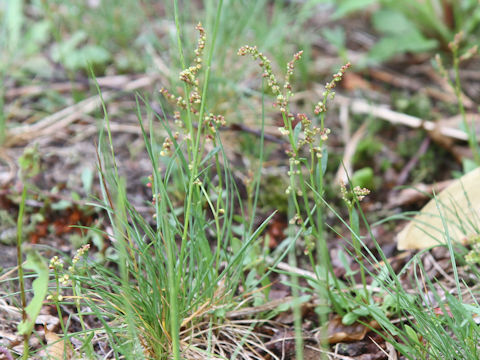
top-left (70, 8), bottom-right (275, 359)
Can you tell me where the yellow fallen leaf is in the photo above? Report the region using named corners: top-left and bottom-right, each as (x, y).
top-left (397, 167), bottom-right (480, 250)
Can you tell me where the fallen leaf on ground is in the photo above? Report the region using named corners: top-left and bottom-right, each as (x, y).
top-left (326, 316), bottom-right (380, 344)
top-left (387, 180), bottom-right (451, 208)
top-left (397, 167), bottom-right (480, 250)
top-left (45, 327), bottom-right (73, 360)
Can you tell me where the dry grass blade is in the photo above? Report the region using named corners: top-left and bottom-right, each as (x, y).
top-left (174, 282), bottom-right (283, 359)
top-left (226, 297), bottom-right (295, 319)
top-left (180, 319), bottom-right (278, 360)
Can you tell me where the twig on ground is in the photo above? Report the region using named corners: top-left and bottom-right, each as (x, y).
top-left (368, 68), bottom-right (475, 109)
top-left (396, 136), bottom-right (430, 186)
top-left (334, 94), bottom-right (478, 143)
top-left (5, 75), bottom-right (148, 99)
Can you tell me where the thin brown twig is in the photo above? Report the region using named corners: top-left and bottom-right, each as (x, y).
top-left (396, 136), bottom-right (430, 186)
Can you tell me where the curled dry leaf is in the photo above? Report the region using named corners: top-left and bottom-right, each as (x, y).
top-left (326, 316), bottom-right (380, 344)
top-left (397, 167), bottom-right (480, 250)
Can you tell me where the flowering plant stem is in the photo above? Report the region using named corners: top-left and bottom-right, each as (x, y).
top-left (239, 45), bottom-right (354, 350)
top-left (16, 184), bottom-right (28, 360)
top-left (170, 1), bottom-right (224, 358)
top-left (451, 46), bottom-right (480, 165)
top-left (348, 206), bottom-right (369, 302)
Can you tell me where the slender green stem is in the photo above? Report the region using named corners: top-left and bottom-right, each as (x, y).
top-left (54, 274), bottom-right (67, 335)
top-left (213, 147), bottom-right (225, 275)
top-left (171, 2), bottom-right (224, 358)
top-left (179, 0), bottom-right (223, 260)
top-left (282, 113), bottom-right (298, 154)
top-left (17, 185), bottom-right (27, 315)
top-left (0, 87), bottom-right (5, 145)
top-left (348, 206), bottom-right (368, 302)
top-left (315, 164), bottom-right (325, 265)
top-left (287, 201), bottom-right (304, 360)
top-left (17, 185), bottom-right (27, 359)
top-left (71, 279), bottom-right (93, 357)
top-left (452, 50), bottom-right (480, 165)
top-left (173, 0), bottom-right (194, 153)
top-left (164, 219), bottom-right (180, 359)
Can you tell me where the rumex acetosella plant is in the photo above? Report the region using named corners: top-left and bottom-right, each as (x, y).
top-left (238, 45), bottom-right (354, 355)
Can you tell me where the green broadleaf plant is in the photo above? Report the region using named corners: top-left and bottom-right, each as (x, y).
top-left (17, 250), bottom-right (49, 336)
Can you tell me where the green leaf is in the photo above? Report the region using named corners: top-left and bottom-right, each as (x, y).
top-left (353, 306), bottom-right (370, 316)
top-left (333, 0), bottom-right (377, 19)
top-left (51, 31), bottom-right (110, 70)
top-left (51, 199), bottom-right (72, 211)
top-left (382, 294), bottom-right (397, 311)
top-left (213, 307), bottom-right (227, 318)
top-left (245, 269), bottom-right (258, 289)
top-left (321, 26), bottom-right (346, 50)
top-left (293, 122), bottom-right (302, 147)
top-left (80, 45), bottom-right (110, 66)
top-left (18, 146), bottom-right (40, 179)
top-left (342, 311), bottom-right (359, 325)
top-left (24, 21), bottom-right (50, 55)
top-left (398, 32), bottom-right (438, 52)
top-left (368, 8), bottom-right (438, 63)
top-left (368, 32), bottom-right (437, 62)
top-left (350, 207), bottom-right (360, 235)
top-left (321, 147), bottom-right (328, 175)
top-left (352, 167), bottom-right (374, 190)
top-left (200, 146), bottom-right (221, 166)
top-left (5, 0), bottom-right (24, 52)
top-left (372, 9), bottom-right (413, 35)
top-left (404, 324), bottom-right (420, 345)
top-left (367, 304), bottom-right (398, 335)
top-left (314, 304), bottom-right (331, 315)
top-left (17, 250), bottom-right (49, 335)
top-left (338, 249), bottom-right (355, 276)
top-left (52, 31), bottom-right (88, 62)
